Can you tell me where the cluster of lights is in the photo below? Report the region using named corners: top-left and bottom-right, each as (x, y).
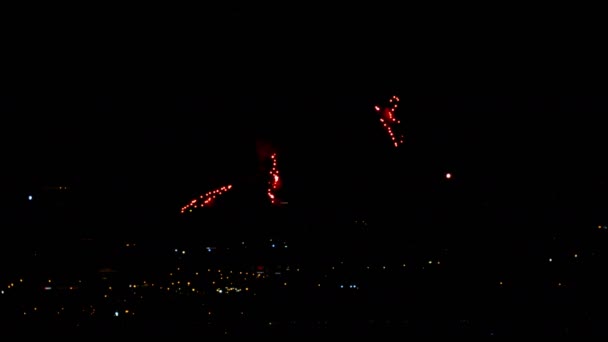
top-left (179, 152), bottom-right (283, 211)
top-left (157, 263), bottom-right (263, 297)
top-left (4, 238), bottom-right (594, 323)
top-left (180, 184), bottom-right (233, 213)
top-left (374, 95), bottom-right (404, 148)
top-left (2, 278), bottom-right (24, 295)
top-left (216, 286), bottom-right (243, 294)
top-left (267, 153), bottom-right (280, 204)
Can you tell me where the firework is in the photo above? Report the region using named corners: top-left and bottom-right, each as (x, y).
top-left (267, 152), bottom-right (280, 204)
top-left (374, 95), bottom-right (404, 148)
top-left (180, 184), bottom-right (233, 213)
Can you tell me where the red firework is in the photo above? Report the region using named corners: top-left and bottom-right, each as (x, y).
top-left (374, 95), bottom-right (404, 148)
top-left (267, 152), bottom-right (280, 204)
top-left (180, 151), bottom-right (283, 212)
top-left (180, 184), bottom-right (233, 214)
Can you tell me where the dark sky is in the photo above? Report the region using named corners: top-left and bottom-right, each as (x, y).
top-left (1, 5), bottom-right (606, 225)
top-left (2, 93), bottom-right (607, 224)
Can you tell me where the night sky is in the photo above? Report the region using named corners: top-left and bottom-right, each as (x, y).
top-left (1, 5), bottom-right (606, 228)
top-left (2, 92), bottom-right (606, 226)
top-left (3, 7), bottom-right (608, 338)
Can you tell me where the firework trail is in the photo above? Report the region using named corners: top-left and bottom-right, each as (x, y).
top-left (180, 184), bottom-right (233, 214)
top-left (267, 152), bottom-right (281, 204)
top-left (374, 95), bottom-right (404, 148)
top-left (180, 148), bottom-right (284, 212)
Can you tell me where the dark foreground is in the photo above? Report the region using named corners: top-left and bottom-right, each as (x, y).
top-left (2, 207), bottom-right (608, 337)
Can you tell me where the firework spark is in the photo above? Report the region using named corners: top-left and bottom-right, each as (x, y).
top-left (267, 152), bottom-right (280, 204)
top-left (374, 95), bottom-right (404, 148)
top-left (180, 184), bottom-right (233, 213)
